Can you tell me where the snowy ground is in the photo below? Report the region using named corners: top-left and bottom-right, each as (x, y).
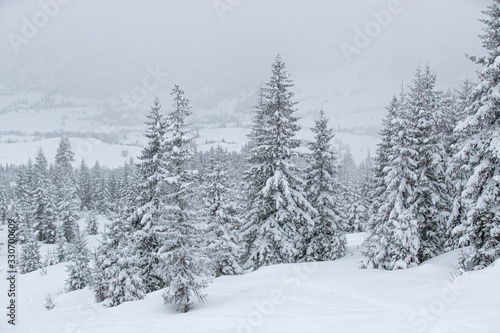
top-left (0, 219), bottom-right (499, 333)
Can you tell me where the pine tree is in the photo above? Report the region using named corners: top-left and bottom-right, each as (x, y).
top-left (242, 55), bottom-right (316, 270)
top-left (18, 230), bottom-right (42, 274)
top-left (129, 97), bottom-right (168, 293)
top-left (32, 148), bottom-right (57, 243)
top-left (0, 180), bottom-right (8, 225)
top-left (452, 1), bottom-right (500, 269)
top-left (303, 109), bottom-right (347, 261)
top-left (405, 65), bottom-right (449, 261)
top-left (66, 226), bottom-right (91, 291)
top-left (77, 160), bottom-right (92, 211)
top-left (86, 210), bottom-right (99, 235)
top-left (203, 145), bottom-right (243, 276)
top-left (159, 85), bottom-right (213, 313)
top-left (14, 162), bottom-right (35, 244)
top-left (54, 137), bottom-right (80, 242)
top-left (362, 67), bottom-right (450, 269)
top-left (90, 161), bottom-right (108, 214)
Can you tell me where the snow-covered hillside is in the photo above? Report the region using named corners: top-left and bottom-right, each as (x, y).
top-left (0, 220), bottom-right (498, 333)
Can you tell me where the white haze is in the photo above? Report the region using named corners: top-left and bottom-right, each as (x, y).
top-left (0, 0), bottom-right (491, 111)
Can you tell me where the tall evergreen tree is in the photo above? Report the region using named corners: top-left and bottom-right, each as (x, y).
top-left (32, 148), bottom-right (57, 243)
top-left (129, 97), bottom-right (168, 293)
top-left (451, 1), bottom-right (500, 269)
top-left (242, 55), bottom-right (316, 269)
top-left (303, 109), bottom-right (347, 261)
top-left (159, 85), bottom-right (213, 313)
top-left (362, 67), bottom-right (449, 269)
top-left (203, 145), bottom-right (243, 276)
top-left (54, 137), bottom-right (80, 242)
top-left (77, 159), bottom-right (92, 211)
top-left (14, 161), bottom-right (34, 244)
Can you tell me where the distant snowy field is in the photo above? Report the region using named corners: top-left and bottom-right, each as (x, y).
top-left (0, 218), bottom-right (498, 333)
top-left (0, 128), bottom-right (378, 168)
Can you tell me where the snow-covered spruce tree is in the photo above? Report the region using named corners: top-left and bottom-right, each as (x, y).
top-left (405, 65), bottom-right (449, 262)
top-left (356, 152), bottom-right (374, 232)
top-left (53, 137), bottom-right (80, 242)
top-left (118, 158), bottom-right (139, 218)
top-left (361, 91), bottom-right (419, 269)
top-left (129, 97), bottom-right (168, 293)
top-left (55, 223), bottom-right (67, 263)
top-left (32, 148), bottom-right (57, 243)
top-left (362, 67), bottom-right (449, 269)
top-left (445, 79), bottom-right (476, 251)
top-left (93, 217), bottom-right (146, 307)
top-left (451, 1), bottom-right (500, 269)
top-left (303, 109), bottom-right (347, 261)
top-left (18, 230), bottom-right (42, 274)
top-left (86, 210), bottom-right (99, 235)
top-left (339, 149), bottom-right (361, 233)
top-left (0, 180), bottom-right (8, 225)
top-left (158, 85), bottom-right (213, 313)
top-left (203, 144), bottom-right (243, 276)
top-left (242, 55), bottom-right (316, 269)
top-left (65, 226), bottom-right (91, 291)
top-left (77, 159), bottom-right (92, 211)
top-left (90, 161), bottom-right (109, 215)
top-left (14, 162), bottom-right (34, 244)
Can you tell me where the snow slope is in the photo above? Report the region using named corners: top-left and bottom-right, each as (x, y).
top-left (0, 222), bottom-right (498, 333)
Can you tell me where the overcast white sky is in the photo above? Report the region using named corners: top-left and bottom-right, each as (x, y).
top-left (0, 0), bottom-right (492, 101)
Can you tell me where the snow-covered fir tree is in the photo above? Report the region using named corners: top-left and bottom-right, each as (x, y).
top-left (451, 1), bottom-right (500, 269)
top-left (53, 137), bottom-right (80, 242)
top-left (14, 161), bottom-right (34, 244)
top-left (203, 144), bottom-right (243, 276)
top-left (303, 109), bottom-right (347, 261)
top-left (129, 97), bottom-right (168, 293)
top-left (90, 160), bottom-right (109, 214)
top-left (362, 66), bottom-right (450, 269)
top-left (362, 89), bottom-right (419, 269)
top-left (66, 226), bottom-right (91, 291)
top-left (77, 160), bottom-right (92, 211)
top-left (32, 148), bottom-right (57, 243)
top-left (86, 210), bottom-right (99, 235)
top-left (18, 229), bottom-right (42, 274)
top-left (158, 85), bottom-right (213, 313)
top-left (241, 55), bottom-right (316, 270)
top-left (407, 65), bottom-right (450, 261)
top-left (92, 216), bottom-right (146, 307)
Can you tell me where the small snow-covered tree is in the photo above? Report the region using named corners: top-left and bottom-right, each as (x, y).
top-left (304, 109), bottom-right (347, 261)
top-left (66, 226), bottom-right (91, 291)
top-left (18, 231), bottom-right (42, 274)
top-left (86, 210), bottom-right (99, 235)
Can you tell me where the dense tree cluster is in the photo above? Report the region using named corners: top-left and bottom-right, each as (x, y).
top-left (2, 0), bottom-right (499, 312)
